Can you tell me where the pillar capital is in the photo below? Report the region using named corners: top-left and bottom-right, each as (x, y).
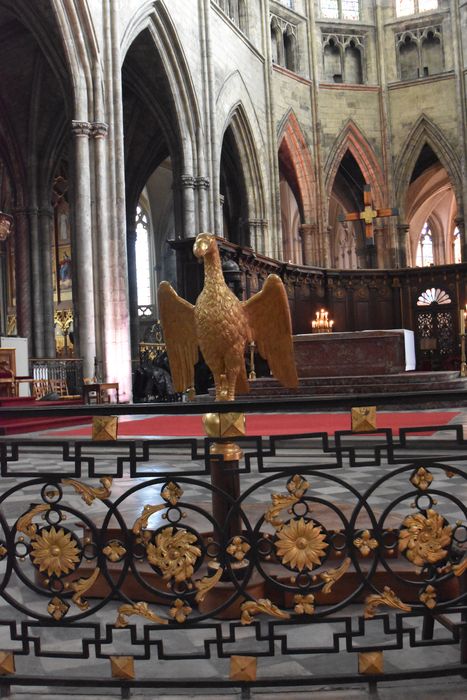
top-left (91, 122), bottom-right (109, 139)
top-left (179, 174), bottom-right (196, 189)
top-left (195, 176), bottom-right (210, 190)
top-left (71, 120), bottom-right (92, 138)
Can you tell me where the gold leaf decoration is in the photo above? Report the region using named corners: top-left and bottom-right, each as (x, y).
top-left (169, 598), bottom-right (192, 623)
top-left (47, 596), bottom-right (69, 621)
top-left (240, 598), bottom-right (291, 625)
top-left (146, 527), bottom-right (201, 582)
top-left (320, 557), bottom-right (351, 594)
top-left (287, 475), bottom-right (310, 498)
top-left (62, 477), bottom-right (112, 505)
top-left (226, 536), bottom-right (251, 561)
top-left (265, 494), bottom-right (300, 530)
top-left (364, 586), bottom-right (412, 619)
top-left (30, 527), bottom-right (81, 578)
top-left (275, 518), bottom-right (328, 572)
top-left (398, 510), bottom-right (452, 567)
top-left (132, 503), bottom-right (167, 535)
top-left (67, 567), bottom-right (100, 610)
top-left (453, 559), bottom-right (467, 577)
top-left (103, 541), bottom-right (126, 562)
top-left (419, 584), bottom-right (437, 609)
top-left (353, 531), bottom-right (378, 557)
top-left (161, 482), bottom-right (183, 506)
top-left (410, 467), bottom-right (433, 491)
top-left (293, 593), bottom-right (315, 615)
top-left (16, 504), bottom-right (51, 538)
top-left (194, 566), bottom-right (224, 603)
top-left (115, 601), bottom-right (168, 628)
top-left (0, 545), bottom-right (6, 559)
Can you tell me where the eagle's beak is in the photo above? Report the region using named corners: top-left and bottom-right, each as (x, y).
top-left (193, 237), bottom-right (210, 259)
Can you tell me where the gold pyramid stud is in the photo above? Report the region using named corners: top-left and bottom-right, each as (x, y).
top-left (358, 651), bottom-right (383, 675)
top-left (230, 655), bottom-right (257, 681)
top-left (351, 406), bottom-right (377, 433)
top-left (219, 412), bottom-right (246, 438)
top-left (0, 652), bottom-right (15, 676)
top-left (110, 655), bottom-right (135, 680)
top-left (92, 416), bottom-right (119, 441)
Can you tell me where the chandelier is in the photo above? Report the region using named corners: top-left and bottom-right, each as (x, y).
top-left (0, 212), bottom-right (13, 242)
top-left (311, 308), bottom-right (334, 333)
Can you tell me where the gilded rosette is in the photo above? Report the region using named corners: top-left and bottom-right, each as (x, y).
top-left (398, 509), bottom-right (452, 567)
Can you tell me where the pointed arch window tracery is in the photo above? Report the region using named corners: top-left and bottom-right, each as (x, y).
top-left (135, 204), bottom-right (153, 311)
top-left (415, 222), bottom-right (434, 267)
top-left (396, 0), bottom-right (438, 17)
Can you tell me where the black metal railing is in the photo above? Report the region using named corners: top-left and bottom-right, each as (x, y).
top-left (0, 403), bottom-right (465, 692)
top-left (30, 358), bottom-right (84, 394)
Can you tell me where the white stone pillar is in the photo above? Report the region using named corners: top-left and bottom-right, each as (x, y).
top-left (180, 175), bottom-right (196, 236)
top-left (71, 120), bottom-right (96, 380)
top-left (39, 207), bottom-right (56, 357)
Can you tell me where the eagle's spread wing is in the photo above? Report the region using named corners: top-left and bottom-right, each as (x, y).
top-left (158, 281), bottom-right (198, 392)
top-left (242, 274), bottom-right (298, 388)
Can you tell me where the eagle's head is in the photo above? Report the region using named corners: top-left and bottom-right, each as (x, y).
top-left (193, 232), bottom-right (215, 259)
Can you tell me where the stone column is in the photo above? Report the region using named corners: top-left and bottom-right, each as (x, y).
top-left (397, 223), bottom-right (410, 268)
top-left (39, 207), bottom-right (55, 357)
top-left (126, 227), bottom-right (139, 360)
top-left (374, 225), bottom-right (386, 268)
top-left (455, 217), bottom-right (466, 263)
top-left (28, 207), bottom-right (44, 356)
top-left (71, 120), bottom-right (96, 380)
top-left (299, 223), bottom-right (318, 266)
top-left (180, 175), bottom-right (196, 237)
top-left (13, 209), bottom-right (32, 341)
top-left (195, 176), bottom-right (210, 232)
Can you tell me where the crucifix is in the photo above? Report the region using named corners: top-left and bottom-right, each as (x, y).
top-left (337, 184), bottom-right (398, 245)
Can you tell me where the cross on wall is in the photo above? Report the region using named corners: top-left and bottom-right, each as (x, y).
top-left (337, 184), bottom-right (398, 244)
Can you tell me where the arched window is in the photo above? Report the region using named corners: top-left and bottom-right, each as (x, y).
top-left (321, 0), bottom-right (359, 20)
top-left (453, 226), bottom-right (462, 264)
top-left (421, 31), bottom-right (443, 76)
top-left (344, 41), bottom-right (363, 83)
top-left (396, 0), bottom-right (438, 17)
top-left (324, 38), bottom-right (342, 82)
top-left (284, 27), bottom-right (297, 72)
top-left (271, 20), bottom-right (283, 65)
top-left (135, 205), bottom-right (153, 309)
top-left (399, 35), bottom-right (419, 80)
top-left (415, 222), bottom-right (434, 267)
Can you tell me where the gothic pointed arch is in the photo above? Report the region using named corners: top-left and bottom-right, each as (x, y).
top-left (325, 120), bottom-right (385, 208)
top-left (277, 110), bottom-right (316, 224)
top-left (394, 115), bottom-right (462, 220)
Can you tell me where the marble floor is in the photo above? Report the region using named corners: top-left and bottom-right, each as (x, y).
top-left (0, 407), bottom-right (466, 698)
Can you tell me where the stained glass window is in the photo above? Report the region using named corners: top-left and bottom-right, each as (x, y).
top-left (415, 222), bottom-right (434, 267)
top-left (321, 0), bottom-right (339, 19)
top-left (453, 226), bottom-right (461, 264)
top-left (135, 205), bottom-right (152, 307)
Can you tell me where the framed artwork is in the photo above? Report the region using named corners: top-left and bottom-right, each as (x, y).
top-left (0, 347), bottom-right (16, 376)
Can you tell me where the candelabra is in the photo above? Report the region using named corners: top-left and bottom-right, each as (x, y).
top-left (311, 308), bottom-right (334, 334)
top-left (460, 303), bottom-right (467, 378)
top-left (54, 309), bottom-right (74, 357)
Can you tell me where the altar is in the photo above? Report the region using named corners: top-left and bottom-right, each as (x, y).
top-left (293, 329), bottom-right (416, 377)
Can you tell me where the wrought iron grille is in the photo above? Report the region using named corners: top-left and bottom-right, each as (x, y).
top-left (0, 418), bottom-right (465, 691)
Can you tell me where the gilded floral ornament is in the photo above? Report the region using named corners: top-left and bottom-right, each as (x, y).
top-left (419, 585), bottom-right (437, 609)
top-left (132, 503), bottom-right (167, 536)
top-left (0, 544), bottom-right (6, 559)
top-left (240, 598), bottom-right (290, 625)
top-left (161, 482), bottom-right (183, 506)
top-left (398, 509), bottom-right (452, 567)
top-left (226, 536), bottom-right (251, 561)
top-left (275, 518), bottom-right (328, 572)
top-left (364, 586), bottom-right (412, 619)
top-left (103, 541), bottom-right (126, 562)
top-left (16, 504), bottom-right (51, 538)
top-left (169, 598), bottom-right (192, 623)
top-left (293, 593), bottom-right (315, 615)
top-left (66, 568), bottom-right (100, 610)
top-left (320, 557), bottom-right (351, 594)
top-left (410, 467), bottom-right (433, 491)
top-left (287, 475), bottom-right (310, 498)
top-left (146, 527), bottom-right (201, 582)
top-left (265, 475), bottom-right (310, 529)
top-left (353, 530), bottom-right (378, 557)
top-left (47, 596), bottom-right (69, 621)
top-left (30, 527), bottom-right (81, 578)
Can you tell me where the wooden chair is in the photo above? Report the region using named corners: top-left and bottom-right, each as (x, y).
top-left (49, 378), bottom-right (81, 400)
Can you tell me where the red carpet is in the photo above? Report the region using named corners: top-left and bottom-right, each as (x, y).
top-left (43, 411), bottom-right (461, 438)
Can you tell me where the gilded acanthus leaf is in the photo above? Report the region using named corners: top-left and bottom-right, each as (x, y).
top-left (265, 494), bottom-right (300, 530)
top-left (132, 503), bottom-right (167, 535)
top-left (62, 477), bottom-right (112, 505)
top-left (364, 586), bottom-right (412, 619)
top-left (115, 601), bottom-right (168, 628)
top-left (320, 557), bottom-right (351, 594)
top-left (398, 509), bottom-right (452, 567)
top-left (16, 504), bottom-right (51, 538)
top-left (194, 566), bottom-right (223, 603)
top-left (453, 559), bottom-right (467, 577)
top-left (68, 567), bottom-right (100, 610)
top-left (240, 598), bottom-right (291, 625)
top-left (161, 482), bottom-right (183, 506)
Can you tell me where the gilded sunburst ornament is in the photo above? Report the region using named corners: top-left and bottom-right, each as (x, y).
top-left (147, 527), bottom-right (201, 582)
top-left (30, 526), bottom-right (81, 578)
top-left (275, 518), bottom-right (328, 572)
top-left (398, 509), bottom-right (452, 567)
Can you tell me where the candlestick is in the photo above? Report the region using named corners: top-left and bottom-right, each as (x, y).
top-left (461, 308), bottom-right (465, 336)
top-left (311, 309), bottom-right (334, 333)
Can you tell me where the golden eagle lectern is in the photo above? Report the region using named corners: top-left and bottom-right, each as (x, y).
top-left (158, 233), bottom-right (298, 401)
